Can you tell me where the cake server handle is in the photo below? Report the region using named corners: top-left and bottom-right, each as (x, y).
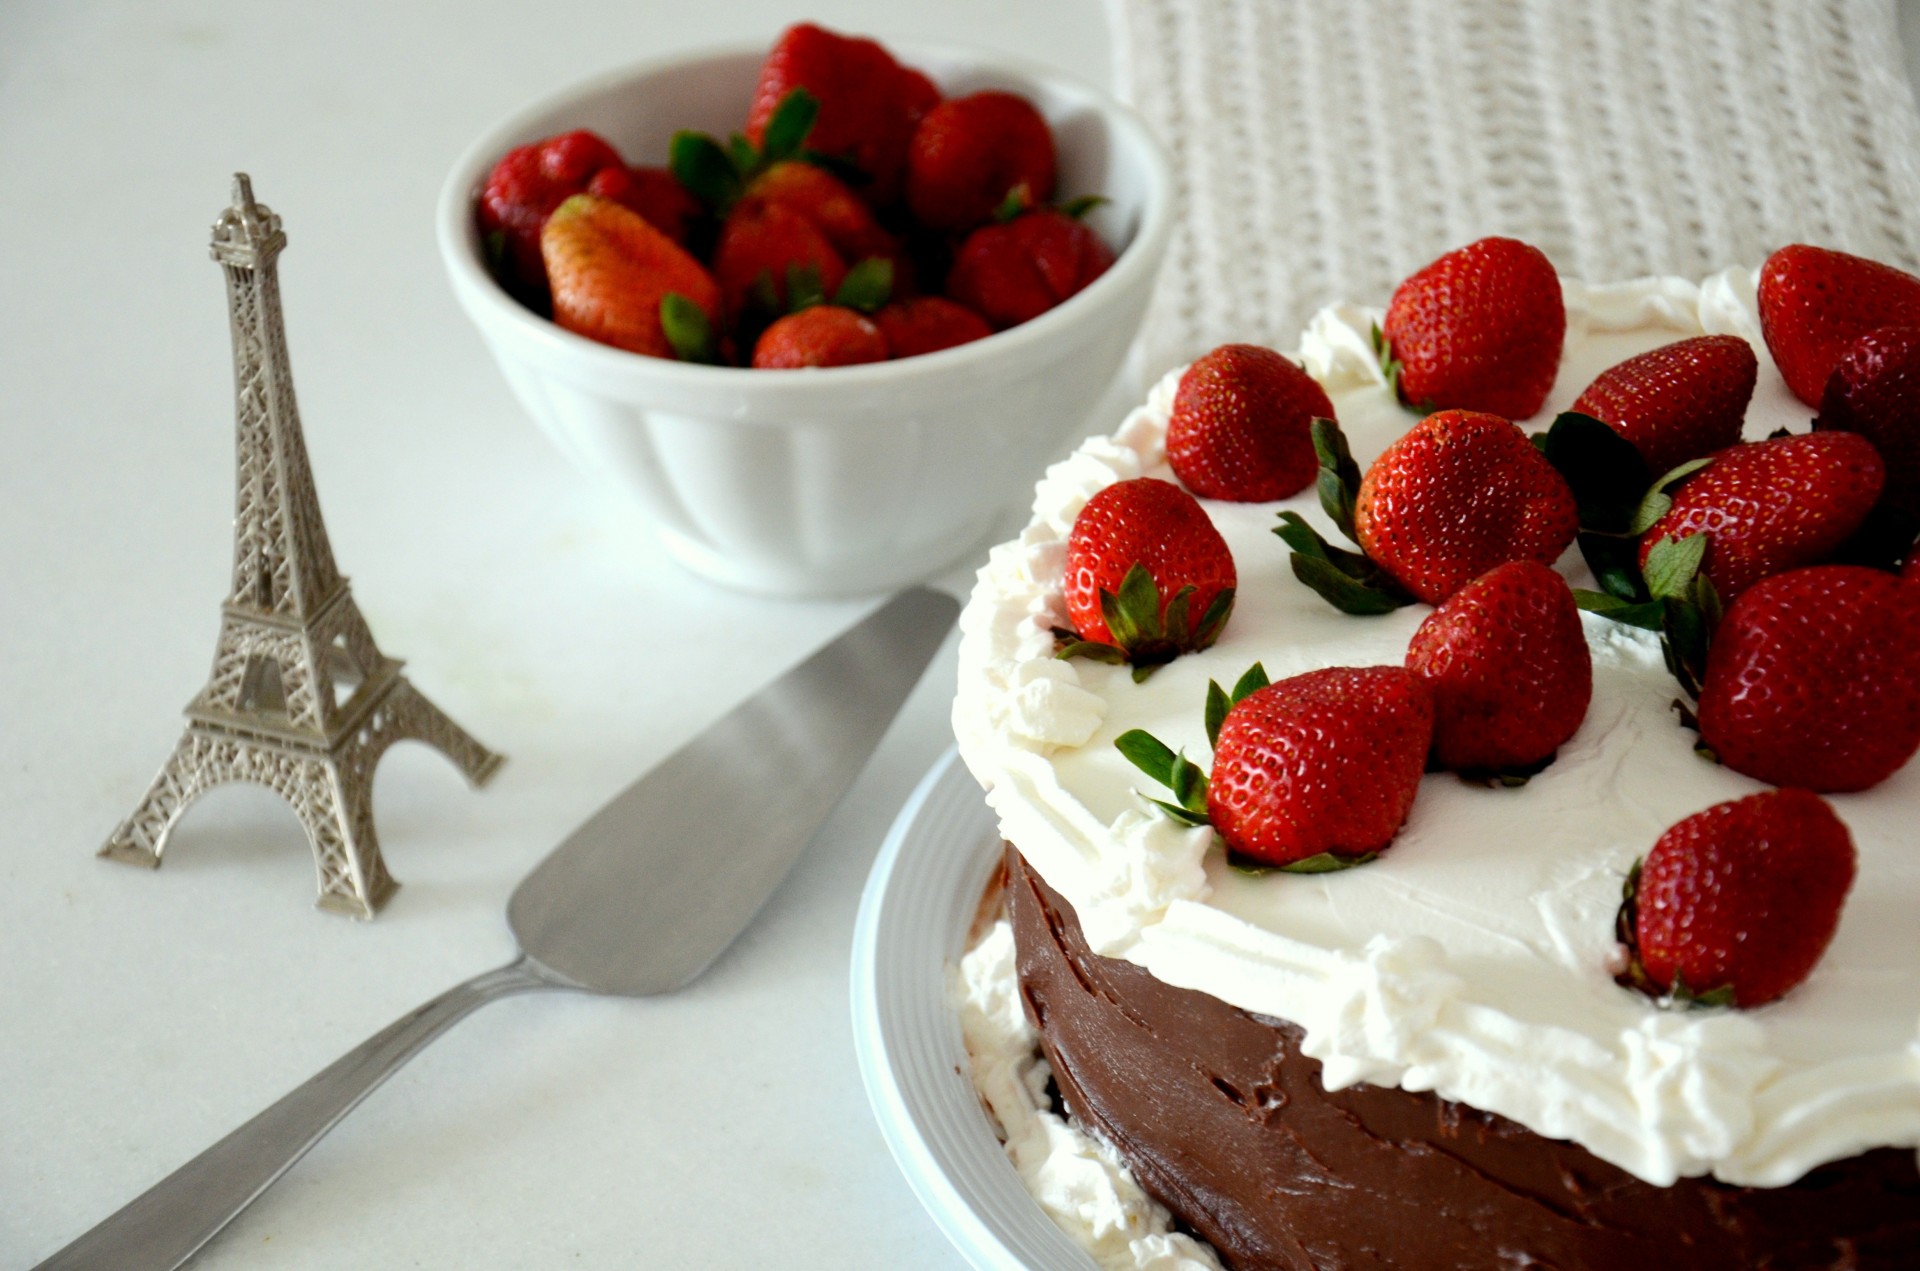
top-left (34, 956), bottom-right (555, 1271)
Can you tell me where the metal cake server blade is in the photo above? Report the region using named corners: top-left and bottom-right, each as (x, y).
top-left (37, 586), bottom-right (959, 1271)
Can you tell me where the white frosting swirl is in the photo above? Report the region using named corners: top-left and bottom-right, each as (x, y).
top-left (953, 272), bottom-right (1920, 1188)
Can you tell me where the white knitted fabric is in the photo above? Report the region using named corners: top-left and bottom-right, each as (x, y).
top-left (1110, 0), bottom-right (1920, 373)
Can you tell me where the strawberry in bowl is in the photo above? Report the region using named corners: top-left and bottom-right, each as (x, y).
top-left (439, 32), bottom-right (1172, 596)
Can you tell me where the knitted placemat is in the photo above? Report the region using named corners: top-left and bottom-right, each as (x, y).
top-left (1110, 0), bottom-right (1920, 373)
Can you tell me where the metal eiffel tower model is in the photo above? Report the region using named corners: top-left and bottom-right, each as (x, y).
top-left (102, 174), bottom-right (503, 918)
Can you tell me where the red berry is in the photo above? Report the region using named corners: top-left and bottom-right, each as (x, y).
top-left (1208, 668), bottom-right (1433, 866)
top-left (478, 130), bottom-right (629, 305)
top-left (711, 196), bottom-right (848, 322)
top-left (541, 195), bottom-right (721, 360)
top-left (1354, 410), bottom-right (1579, 605)
top-left (1759, 245), bottom-right (1920, 408)
top-left (745, 23), bottom-right (938, 205)
top-left (1571, 335), bottom-right (1758, 478)
top-left (1696, 564), bottom-right (1920, 792)
top-left (751, 306), bottom-right (888, 369)
top-left (1165, 345), bottom-right (1334, 502)
top-left (873, 297), bottom-right (991, 359)
top-left (1637, 432), bottom-right (1884, 602)
top-left (1630, 789), bottom-right (1856, 1009)
top-left (586, 164), bottom-right (702, 246)
top-left (1382, 237), bottom-right (1566, 419)
top-left (1815, 324), bottom-right (1920, 518)
top-left (947, 209), bottom-right (1114, 330)
top-left (905, 91), bottom-right (1057, 233)
top-left (1404, 561), bottom-right (1591, 774)
top-left (1063, 478), bottom-right (1236, 666)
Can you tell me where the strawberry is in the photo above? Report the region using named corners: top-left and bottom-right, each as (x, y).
top-left (1618, 789), bottom-right (1856, 1009)
top-left (1356, 410), bottom-right (1579, 604)
top-left (677, 91), bottom-right (906, 324)
top-left (905, 91), bottom-right (1057, 233)
top-left (540, 195), bottom-right (722, 361)
top-left (1758, 245), bottom-right (1920, 408)
top-left (873, 296), bottom-right (991, 358)
top-left (1116, 666), bottom-right (1432, 868)
top-left (751, 305), bottom-right (888, 369)
top-left (1695, 564), bottom-right (1920, 792)
top-left (1059, 478), bottom-right (1236, 678)
top-left (1571, 335), bottom-right (1758, 478)
top-left (711, 197), bottom-right (849, 322)
top-left (1815, 325), bottom-right (1920, 518)
top-left (946, 207), bottom-right (1115, 330)
top-left (584, 164), bottom-right (702, 247)
top-left (1381, 237), bottom-right (1566, 419)
top-left (745, 23), bottom-right (939, 205)
top-left (478, 130), bottom-right (630, 306)
top-left (1165, 344), bottom-right (1335, 502)
top-left (1404, 560), bottom-right (1591, 778)
top-left (1209, 667), bottom-right (1432, 866)
top-left (1636, 432), bottom-right (1884, 602)
top-left (1905, 552), bottom-right (1920, 584)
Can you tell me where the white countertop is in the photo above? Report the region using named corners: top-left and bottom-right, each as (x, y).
top-left (0, 1), bottom-right (1108, 1265)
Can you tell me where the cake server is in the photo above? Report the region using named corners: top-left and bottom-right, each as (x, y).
top-left (38, 585), bottom-right (959, 1271)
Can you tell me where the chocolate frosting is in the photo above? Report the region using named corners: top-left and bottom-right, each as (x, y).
top-left (1006, 847), bottom-right (1920, 1270)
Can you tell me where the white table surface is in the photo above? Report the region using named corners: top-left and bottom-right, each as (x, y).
top-left (0, 1), bottom-right (1111, 1265)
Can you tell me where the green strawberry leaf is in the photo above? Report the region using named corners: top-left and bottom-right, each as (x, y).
top-left (993, 187), bottom-right (1030, 223)
top-left (1273, 512), bottom-right (1375, 579)
top-left (1058, 194), bottom-right (1108, 220)
top-left (1577, 531), bottom-right (1650, 603)
top-left (1115, 728), bottom-right (1178, 786)
top-left (1277, 850), bottom-right (1379, 874)
top-left (1630, 457), bottom-right (1715, 536)
top-left (659, 293), bottom-right (718, 364)
top-left (1204, 681), bottom-right (1231, 750)
top-left (726, 133), bottom-right (759, 178)
top-left (670, 131), bottom-right (741, 210)
top-left (1573, 589), bottom-right (1664, 630)
top-left (1115, 729), bottom-right (1211, 823)
top-left (1069, 566), bottom-right (1229, 677)
top-left (1370, 322), bottom-right (1406, 406)
top-left (1310, 418), bottom-right (1363, 543)
top-left (1289, 555), bottom-right (1414, 614)
top-left (760, 88), bottom-right (820, 165)
top-left (1203, 663), bottom-right (1269, 750)
top-left (1643, 533), bottom-right (1708, 602)
top-left (832, 257), bottom-right (894, 313)
top-left (1055, 639), bottom-right (1127, 665)
top-left (1657, 570), bottom-right (1719, 703)
top-left (1190, 587), bottom-right (1236, 650)
top-left (482, 229), bottom-right (509, 273)
top-left (785, 263), bottom-right (828, 314)
top-left (747, 270), bottom-right (783, 319)
top-left (1665, 972), bottom-right (1737, 1011)
top-left (1537, 412), bottom-right (1652, 535)
top-left (1275, 509), bottom-right (1413, 614)
top-left (1145, 797), bottom-right (1211, 828)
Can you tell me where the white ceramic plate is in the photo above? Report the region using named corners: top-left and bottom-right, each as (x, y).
top-left (851, 748), bottom-right (1099, 1271)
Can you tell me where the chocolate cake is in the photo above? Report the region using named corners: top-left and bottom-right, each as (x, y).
top-left (1007, 848), bottom-right (1920, 1270)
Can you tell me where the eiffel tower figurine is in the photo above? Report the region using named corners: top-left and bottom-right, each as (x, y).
top-left (102, 174), bottom-right (503, 918)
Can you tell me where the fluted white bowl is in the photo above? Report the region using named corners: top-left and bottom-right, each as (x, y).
top-left (438, 41), bottom-right (1172, 596)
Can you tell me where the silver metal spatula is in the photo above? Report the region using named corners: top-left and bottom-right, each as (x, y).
top-left (38, 586), bottom-right (959, 1271)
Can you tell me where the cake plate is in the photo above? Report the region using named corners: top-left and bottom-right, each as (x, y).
top-left (851, 748), bottom-right (1100, 1271)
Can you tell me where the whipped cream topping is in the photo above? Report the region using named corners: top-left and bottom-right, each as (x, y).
top-left (953, 919), bottom-right (1223, 1271)
top-left (953, 269), bottom-right (1920, 1188)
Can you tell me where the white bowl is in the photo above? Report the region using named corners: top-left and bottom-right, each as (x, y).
top-left (438, 41), bottom-right (1173, 597)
